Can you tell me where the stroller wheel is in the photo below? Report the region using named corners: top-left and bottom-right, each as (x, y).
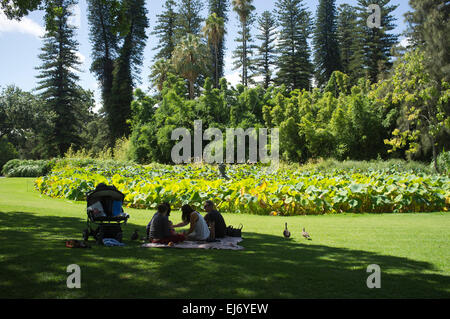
top-left (82, 229), bottom-right (89, 241)
top-left (116, 232), bottom-right (123, 243)
top-left (96, 229), bottom-right (104, 245)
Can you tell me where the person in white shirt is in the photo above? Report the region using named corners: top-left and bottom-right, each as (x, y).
top-left (173, 204), bottom-right (210, 241)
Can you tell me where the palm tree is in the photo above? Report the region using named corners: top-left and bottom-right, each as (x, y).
top-left (149, 58), bottom-right (174, 92)
top-left (171, 34), bottom-right (209, 99)
top-left (202, 13), bottom-right (225, 88)
top-left (232, 0), bottom-right (255, 86)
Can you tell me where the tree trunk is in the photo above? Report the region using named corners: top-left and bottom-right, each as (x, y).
top-left (215, 44), bottom-right (219, 88)
top-left (189, 79), bottom-right (194, 100)
top-left (431, 135), bottom-right (440, 174)
top-left (242, 21), bottom-right (247, 86)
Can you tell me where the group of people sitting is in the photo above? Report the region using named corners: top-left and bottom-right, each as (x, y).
top-left (146, 200), bottom-right (227, 244)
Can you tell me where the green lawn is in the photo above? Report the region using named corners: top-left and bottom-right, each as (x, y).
top-left (0, 177), bottom-right (449, 298)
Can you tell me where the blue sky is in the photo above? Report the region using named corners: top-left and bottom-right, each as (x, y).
top-left (0, 0), bottom-right (412, 110)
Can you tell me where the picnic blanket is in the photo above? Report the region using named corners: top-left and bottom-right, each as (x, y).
top-left (141, 236), bottom-right (244, 250)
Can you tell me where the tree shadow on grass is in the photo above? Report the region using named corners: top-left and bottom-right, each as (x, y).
top-left (0, 211), bottom-right (449, 299)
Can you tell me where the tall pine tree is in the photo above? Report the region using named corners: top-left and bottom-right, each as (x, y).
top-left (35, 0), bottom-right (82, 157)
top-left (232, 0), bottom-right (256, 87)
top-left (313, 0), bottom-right (341, 88)
top-left (175, 0), bottom-right (204, 41)
top-left (275, 0), bottom-right (313, 90)
top-left (355, 0), bottom-right (398, 83)
top-left (87, 0), bottom-right (119, 126)
top-left (152, 0), bottom-right (178, 61)
top-left (336, 3), bottom-right (362, 84)
top-left (255, 10), bottom-right (277, 89)
top-left (109, 0), bottom-right (149, 144)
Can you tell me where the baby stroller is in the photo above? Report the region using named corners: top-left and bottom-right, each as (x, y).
top-left (82, 183), bottom-right (130, 244)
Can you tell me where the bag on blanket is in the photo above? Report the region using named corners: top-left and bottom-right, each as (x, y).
top-left (226, 224), bottom-right (243, 237)
top-left (65, 239), bottom-right (90, 248)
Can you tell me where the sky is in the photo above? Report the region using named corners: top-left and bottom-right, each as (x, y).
top-left (0, 0), bottom-right (412, 111)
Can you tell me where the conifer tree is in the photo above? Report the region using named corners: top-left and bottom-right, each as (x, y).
top-left (152, 0), bottom-right (178, 60)
top-left (313, 0), bottom-right (341, 88)
top-left (275, 0), bottom-right (313, 90)
top-left (109, 0), bottom-right (149, 144)
top-left (255, 10), bottom-right (277, 89)
top-left (87, 0), bottom-right (119, 123)
top-left (35, 0), bottom-right (82, 157)
top-left (336, 4), bottom-right (361, 84)
top-left (232, 0), bottom-right (256, 87)
top-left (175, 0), bottom-right (204, 41)
top-left (355, 0), bottom-right (398, 83)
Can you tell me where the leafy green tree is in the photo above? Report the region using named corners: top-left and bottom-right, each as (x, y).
top-left (149, 58), bottom-right (175, 92)
top-left (0, 86), bottom-right (41, 141)
top-left (275, 0), bottom-right (313, 91)
top-left (203, 13), bottom-right (226, 88)
top-left (230, 85), bottom-right (264, 127)
top-left (232, 0), bottom-right (256, 86)
top-left (130, 88), bottom-right (157, 128)
top-left (313, 0), bottom-right (342, 88)
top-left (0, 85), bottom-right (54, 158)
top-left (171, 34), bottom-right (209, 99)
top-left (0, 137), bottom-right (19, 171)
top-left (130, 74), bottom-right (190, 164)
top-left (80, 114), bottom-right (110, 154)
top-left (342, 86), bottom-right (385, 159)
top-left (383, 50), bottom-right (450, 172)
top-left (197, 77), bottom-right (229, 126)
top-left (255, 10), bottom-right (277, 89)
top-left (152, 0), bottom-right (178, 60)
top-left (35, 0), bottom-right (83, 157)
top-left (324, 71), bottom-right (351, 97)
top-left (406, 0), bottom-right (449, 84)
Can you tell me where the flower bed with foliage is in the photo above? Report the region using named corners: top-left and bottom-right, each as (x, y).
top-left (34, 163), bottom-right (449, 215)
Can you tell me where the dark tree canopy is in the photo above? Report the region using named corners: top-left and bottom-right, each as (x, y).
top-left (255, 10), bottom-right (277, 89)
top-left (406, 0), bottom-right (450, 83)
top-left (275, 0), bottom-right (313, 91)
top-left (109, 0), bottom-right (149, 144)
top-left (355, 0), bottom-right (399, 83)
top-left (35, 0), bottom-right (83, 157)
top-left (313, 0), bottom-right (342, 88)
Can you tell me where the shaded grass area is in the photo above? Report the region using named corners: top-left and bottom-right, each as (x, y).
top-left (0, 178), bottom-right (449, 298)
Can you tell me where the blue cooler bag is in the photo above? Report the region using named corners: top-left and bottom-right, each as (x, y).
top-left (112, 200), bottom-right (122, 216)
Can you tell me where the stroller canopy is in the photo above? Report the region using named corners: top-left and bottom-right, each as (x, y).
top-left (87, 184), bottom-right (125, 206)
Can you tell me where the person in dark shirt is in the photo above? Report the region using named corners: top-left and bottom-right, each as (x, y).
top-left (146, 202), bottom-right (173, 240)
top-left (147, 203), bottom-right (185, 244)
top-left (203, 200), bottom-right (227, 239)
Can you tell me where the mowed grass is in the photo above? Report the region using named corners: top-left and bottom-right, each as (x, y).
top-left (0, 178), bottom-right (449, 298)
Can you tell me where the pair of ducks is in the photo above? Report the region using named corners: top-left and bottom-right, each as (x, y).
top-left (283, 223), bottom-right (311, 240)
